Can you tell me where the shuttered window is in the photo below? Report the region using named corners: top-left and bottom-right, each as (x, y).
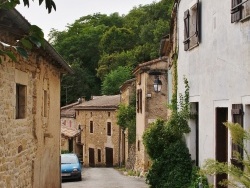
top-left (183, 0), bottom-right (201, 51)
top-left (231, 0), bottom-right (250, 23)
top-left (231, 104), bottom-right (244, 170)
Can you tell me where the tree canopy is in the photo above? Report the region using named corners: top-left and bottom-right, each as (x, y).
top-left (48, 0), bottom-right (174, 105)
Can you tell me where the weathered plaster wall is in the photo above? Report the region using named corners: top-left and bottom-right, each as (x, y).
top-left (177, 0), bottom-right (250, 184)
top-left (0, 31), bottom-right (61, 188)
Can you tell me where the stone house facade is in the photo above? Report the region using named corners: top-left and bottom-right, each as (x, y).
top-left (61, 98), bottom-right (84, 160)
top-left (74, 95), bottom-right (121, 167)
top-left (133, 58), bottom-right (168, 173)
top-left (119, 78), bottom-right (136, 169)
top-left (0, 9), bottom-right (72, 188)
top-left (164, 0), bottom-right (250, 187)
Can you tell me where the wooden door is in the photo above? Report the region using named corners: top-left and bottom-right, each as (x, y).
top-left (215, 108), bottom-right (228, 188)
top-left (89, 148), bottom-right (95, 167)
top-left (105, 147), bottom-right (113, 167)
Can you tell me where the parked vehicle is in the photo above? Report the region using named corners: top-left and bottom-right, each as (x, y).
top-left (61, 153), bottom-right (82, 181)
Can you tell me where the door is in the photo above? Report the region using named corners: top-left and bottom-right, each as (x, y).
top-left (215, 107), bottom-right (228, 188)
top-left (68, 139), bottom-right (73, 153)
top-left (89, 148), bottom-right (95, 167)
top-left (105, 147), bottom-right (113, 167)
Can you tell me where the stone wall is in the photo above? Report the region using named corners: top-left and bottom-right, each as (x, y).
top-left (76, 109), bottom-right (120, 167)
top-left (0, 30), bottom-right (61, 188)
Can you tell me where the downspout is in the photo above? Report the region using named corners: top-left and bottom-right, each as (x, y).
top-left (118, 94), bottom-right (121, 167)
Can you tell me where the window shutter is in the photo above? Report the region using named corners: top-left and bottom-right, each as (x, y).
top-left (231, 0), bottom-right (242, 23)
top-left (231, 104), bottom-right (244, 170)
top-left (136, 90), bottom-right (139, 113)
top-left (196, 0), bottom-right (201, 43)
top-left (139, 89), bottom-right (142, 113)
top-left (184, 9), bottom-right (190, 51)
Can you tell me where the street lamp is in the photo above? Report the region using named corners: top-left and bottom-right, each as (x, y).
top-left (153, 76), bottom-right (162, 92)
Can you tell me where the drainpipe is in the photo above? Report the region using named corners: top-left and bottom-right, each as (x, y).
top-left (118, 126), bottom-right (121, 167)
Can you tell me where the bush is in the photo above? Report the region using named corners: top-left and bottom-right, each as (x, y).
top-left (146, 140), bottom-right (192, 188)
top-left (189, 166), bottom-right (209, 188)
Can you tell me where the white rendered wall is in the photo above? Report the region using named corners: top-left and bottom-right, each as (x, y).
top-left (177, 0), bottom-right (250, 166)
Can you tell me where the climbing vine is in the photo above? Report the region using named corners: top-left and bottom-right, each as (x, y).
top-left (117, 94), bottom-right (136, 144)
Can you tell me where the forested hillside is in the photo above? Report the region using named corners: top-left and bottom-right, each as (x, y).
top-left (48, 0), bottom-right (173, 106)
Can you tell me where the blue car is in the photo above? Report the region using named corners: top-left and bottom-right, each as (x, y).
top-left (61, 153), bottom-right (82, 181)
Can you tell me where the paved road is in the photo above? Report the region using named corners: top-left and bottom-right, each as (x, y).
top-left (62, 167), bottom-right (149, 188)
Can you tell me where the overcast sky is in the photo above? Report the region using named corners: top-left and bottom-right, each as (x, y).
top-left (17, 0), bottom-right (159, 39)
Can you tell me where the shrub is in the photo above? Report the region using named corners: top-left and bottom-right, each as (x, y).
top-left (146, 139), bottom-right (192, 188)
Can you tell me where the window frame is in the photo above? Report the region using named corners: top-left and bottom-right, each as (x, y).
top-left (16, 83), bottom-right (26, 119)
top-left (107, 122), bottom-right (111, 136)
top-left (183, 0), bottom-right (201, 51)
top-left (231, 0), bottom-right (250, 23)
top-left (90, 121), bottom-right (94, 133)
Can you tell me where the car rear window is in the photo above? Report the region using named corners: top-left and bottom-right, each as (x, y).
top-left (61, 155), bottom-right (78, 164)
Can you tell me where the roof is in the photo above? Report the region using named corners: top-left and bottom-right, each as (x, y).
top-left (61, 125), bottom-right (80, 138)
top-left (119, 78), bottom-right (136, 92)
top-left (0, 8), bottom-right (73, 74)
top-left (61, 100), bottom-right (82, 118)
top-left (74, 95), bottom-right (121, 110)
top-left (133, 57), bottom-right (168, 75)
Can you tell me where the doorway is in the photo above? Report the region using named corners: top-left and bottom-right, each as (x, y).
top-left (89, 148), bottom-right (95, 167)
top-left (215, 107), bottom-right (228, 188)
top-left (105, 147), bottom-right (113, 167)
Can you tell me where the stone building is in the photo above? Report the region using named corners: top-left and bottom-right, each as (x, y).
top-left (0, 9), bottom-right (72, 188)
top-left (60, 98), bottom-right (84, 159)
top-left (74, 95), bottom-right (121, 167)
top-left (119, 78), bottom-right (136, 169)
top-left (164, 0), bottom-right (250, 187)
top-left (133, 58), bottom-right (168, 173)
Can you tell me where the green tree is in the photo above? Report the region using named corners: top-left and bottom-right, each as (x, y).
top-left (0, 0), bottom-right (56, 62)
top-left (61, 63), bottom-right (100, 106)
top-left (99, 26), bottom-right (135, 54)
top-left (97, 51), bottom-right (137, 80)
top-left (101, 66), bottom-right (132, 95)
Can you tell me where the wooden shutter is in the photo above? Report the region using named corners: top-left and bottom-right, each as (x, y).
top-left (139, 89), bottom-right (142, 113)
top-left (184, 9), bottom-right (190, 51)
top-left (196, 0), bottom-right (201, 44)
top-left (136, 90), bottom-right (139, 113)
top-left (231, 104), bottom-right (244, 170)
top-left (231, 0), bottom-right (242, 23)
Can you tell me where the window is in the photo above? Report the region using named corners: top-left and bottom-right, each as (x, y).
top-left (108, 112), bottom-right (110, 117)
top-left (136, 89), bottom-right (142, 113)
top-left (231, 0), bottom-right (250, 23)
top-left (137, 140), bottom-right (140, 151)
top-left (43, 90), bottom-right (48, 117)
top-left (90, 121), bottom-right (93, 133)
top-left (16, 84), bottom-right (26, 119)
top-left (98, 149), bottom-right (101, 162)
top-left (183, 1), bottom-right (201, 51)
top-left (107, 122), bottom-right (111, 136)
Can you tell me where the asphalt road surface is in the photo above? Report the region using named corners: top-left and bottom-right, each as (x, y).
top-left (62, 167), bottom-right (149, 188)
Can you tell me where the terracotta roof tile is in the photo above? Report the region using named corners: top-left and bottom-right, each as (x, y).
top-left (74, 95), bottom-right (120, 110)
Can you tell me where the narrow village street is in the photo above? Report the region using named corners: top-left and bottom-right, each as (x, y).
top-left (62, 168), bottom-right (149, 188)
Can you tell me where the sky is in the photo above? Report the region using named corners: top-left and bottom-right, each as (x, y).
top-left (17, 0), bottom-right (159, 39)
